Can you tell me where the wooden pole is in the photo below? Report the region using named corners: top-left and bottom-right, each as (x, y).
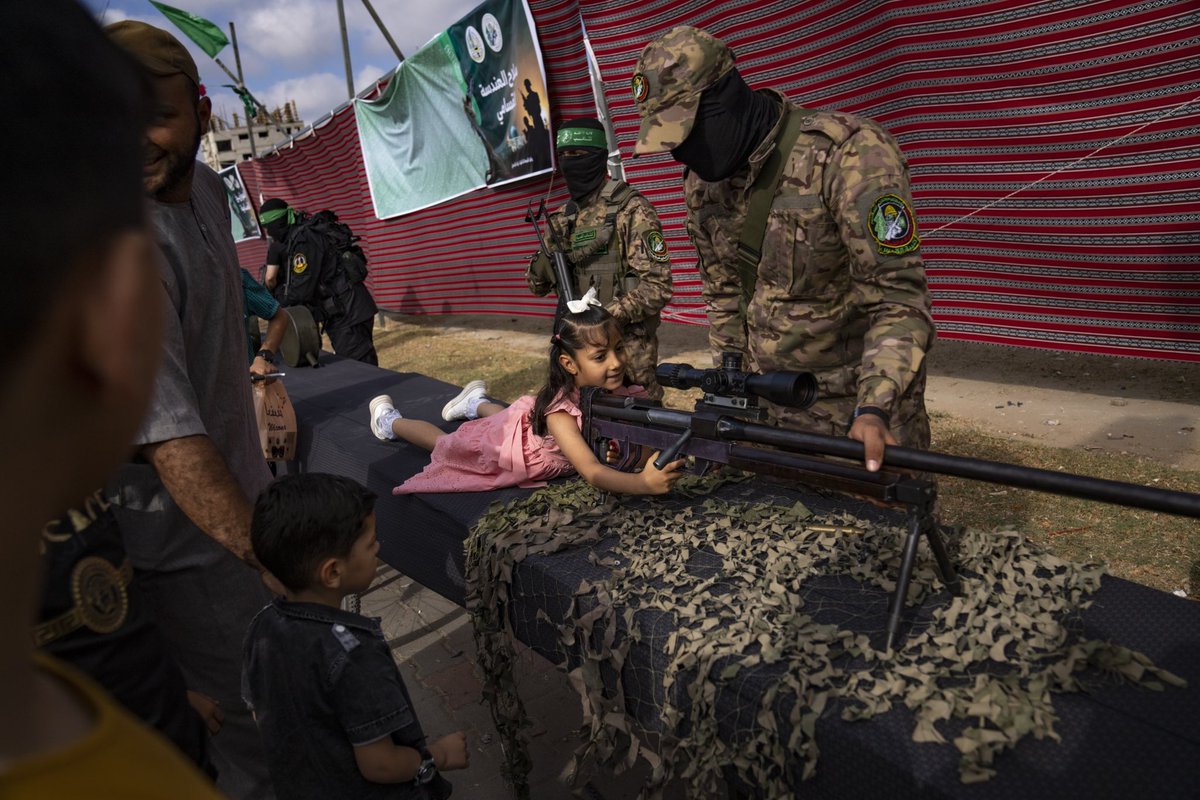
top-left (337, 0), bottom-right (355, 99)
top-left (229, 22), bottom-right (256, 158)
top-left (360, 0), bottom-right (405, 62)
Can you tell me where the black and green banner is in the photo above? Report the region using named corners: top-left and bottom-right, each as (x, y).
top-left (220, 165), bottom-right (260, 243)
top-left (356, 0), bottom-right (552, 219)
top-left (445, 0), bottom-right (553, 182)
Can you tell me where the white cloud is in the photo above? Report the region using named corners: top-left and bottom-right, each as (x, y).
top-left (92, 0), bottom-right (483, 73)
top-left (241, 0), bottom-right (341, 71)
top-left (87, 0), bottom-right (491, 135)
top-left (355, 64), bottom-right (390, 95)
top-left (93, 7), bottom-right (135, 24)
top-left (260, 72), bottom-right (353, 124)
top-left (322, 0), bottom-right (485, 64)
top-left (206, 88), bottom-right (244, 126)
top-left (210, 66), bottom-right (385, 133)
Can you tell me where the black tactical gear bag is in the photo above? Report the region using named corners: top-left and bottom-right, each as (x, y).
top-left (306, 210), bottom-right (368, 285)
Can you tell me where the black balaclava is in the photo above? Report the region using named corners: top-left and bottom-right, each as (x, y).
top-left (670, 67), bottom-right (780, 183)
top-left (556, 117), bottom-right (609, 203)
top-left (259, 197), bottom-right (293, 242)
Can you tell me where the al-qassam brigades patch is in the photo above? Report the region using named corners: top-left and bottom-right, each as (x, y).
top-left (868, 194), bottom-right (920, 256)
top-left (72, 556), bottom-right (128, 634)
top-left (644, 230), bottom-right (670, 263)
top-left (292, 253), bottom-right (308, 274)
top-left (631, 72), bottom-right (648, 104)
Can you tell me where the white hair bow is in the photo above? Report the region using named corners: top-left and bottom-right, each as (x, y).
top-left (566, 286), bottom-right (602, 314)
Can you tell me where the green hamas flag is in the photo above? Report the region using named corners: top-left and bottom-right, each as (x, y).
top-left (223, 84), bottom-right (258, 120)
top-left (149, 1), bottom-right (228, 58)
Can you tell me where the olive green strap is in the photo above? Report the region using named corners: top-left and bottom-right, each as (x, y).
top-left (735, 109), bottom-right (808, 311)
top-left (601, 178), bottom-right (634, 226)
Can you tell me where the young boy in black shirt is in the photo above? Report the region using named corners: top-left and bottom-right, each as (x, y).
top-left (242, 474), bottom-right (468, 798)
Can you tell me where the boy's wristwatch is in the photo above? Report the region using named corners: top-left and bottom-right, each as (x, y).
top-left (256, 348), bottom-right (274, 362)
top-left (414, 747), bottom-right (438, 785)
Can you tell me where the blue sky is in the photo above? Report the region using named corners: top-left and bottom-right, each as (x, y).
top-left (86, 0), bottom-right (481, 128)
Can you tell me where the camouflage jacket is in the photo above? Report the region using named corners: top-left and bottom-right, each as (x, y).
top-left (528, 182), bottom-right (674, 326)
top-left (684, 90), bottom-right (934, 432)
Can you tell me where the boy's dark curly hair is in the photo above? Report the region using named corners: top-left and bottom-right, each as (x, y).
top-left (252, 473), bottom-right (377, 593)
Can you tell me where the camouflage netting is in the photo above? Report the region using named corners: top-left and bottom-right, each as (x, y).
top-left (464, 475), bottom-right (1186, 799)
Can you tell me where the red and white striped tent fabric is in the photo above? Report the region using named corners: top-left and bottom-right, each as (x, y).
top-left (237, 0), bottom-right (1200, 362)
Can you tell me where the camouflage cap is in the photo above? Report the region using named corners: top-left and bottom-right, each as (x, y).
top-left (105, 20), bottom-right (199, 88)
top-left (632, 26), bottom-right (734, 156)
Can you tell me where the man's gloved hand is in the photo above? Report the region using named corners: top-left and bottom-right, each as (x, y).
top-left (526, 250), bottom-right (555, 296)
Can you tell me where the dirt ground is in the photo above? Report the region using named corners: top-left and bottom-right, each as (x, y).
top-left (382, 313), bottom-right (1199, 471)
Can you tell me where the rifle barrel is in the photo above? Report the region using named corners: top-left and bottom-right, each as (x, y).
top-left (717, 417), bottom-right (1200, 519)
top-left (551, 251), bottom-right (576, 304)
top-left (586, 397), bottom-right (1200, 519)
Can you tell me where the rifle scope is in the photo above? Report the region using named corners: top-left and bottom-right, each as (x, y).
top-left (656, 352), bottom-right (818, 410)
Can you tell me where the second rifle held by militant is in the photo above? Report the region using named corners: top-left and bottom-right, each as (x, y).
top-left (525, 198), bottom-right (577, 323)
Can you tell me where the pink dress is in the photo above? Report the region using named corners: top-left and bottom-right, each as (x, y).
top-left (393, 387), bottom-right (645, 495)
top-left (393, 393), bottom-right (577, 494)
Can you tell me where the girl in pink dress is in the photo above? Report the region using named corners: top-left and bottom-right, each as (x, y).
top-left (368, 301), bottom-right (685, 496)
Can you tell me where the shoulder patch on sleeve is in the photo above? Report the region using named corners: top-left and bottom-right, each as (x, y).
top-left (643, 230), bottom-right (670, 263)
top-left (331, 623), bottom-right (360, 653)
top-left (794, 110), bottom-right (857, 145)
top-left (867, 194), bottom-right (920, 256)
top-left (292, 252), bottom-right (308, 274)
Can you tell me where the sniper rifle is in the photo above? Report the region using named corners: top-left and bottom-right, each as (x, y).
top-left (579, 353), bottom-right (1200, 652)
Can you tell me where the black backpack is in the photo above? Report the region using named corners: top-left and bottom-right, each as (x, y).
top-left (304, 210), bottom-right (368, 285)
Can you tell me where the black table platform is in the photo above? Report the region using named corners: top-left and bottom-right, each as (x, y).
top-left (284, 354), bottom-right (1200, 799)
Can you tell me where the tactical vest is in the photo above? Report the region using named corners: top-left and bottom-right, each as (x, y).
top-left (560, 179), bottom-right (640, 305)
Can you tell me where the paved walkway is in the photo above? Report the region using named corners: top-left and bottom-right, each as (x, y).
top-left (360, 566), bottom-right (671, 800)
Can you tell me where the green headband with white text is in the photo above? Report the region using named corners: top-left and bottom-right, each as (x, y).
top-left (258, 207), bottom-right (296, 226)
top-left (555, 126), bottom-right (608, 151)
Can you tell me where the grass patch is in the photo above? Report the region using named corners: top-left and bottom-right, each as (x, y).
top-left (931, 411), bottom-right (1199, 594)
top-left (375, 325), bottom-right (543, 395)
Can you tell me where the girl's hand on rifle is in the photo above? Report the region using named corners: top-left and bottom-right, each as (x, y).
top-left (639, 452), bottom-right (686, 494)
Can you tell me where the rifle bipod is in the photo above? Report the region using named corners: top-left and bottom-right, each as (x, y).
top-left (755, 454), bottom-right (962, 654)
top-left (673, 424), bottom-right (959, 652)
top-left (885, 478), bottom-right (960, 654)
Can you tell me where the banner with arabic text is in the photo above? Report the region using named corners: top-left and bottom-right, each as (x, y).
top-left (355, 0), bottom-right (552, 219)
top-left (220, 165), bottom-right (260, 243)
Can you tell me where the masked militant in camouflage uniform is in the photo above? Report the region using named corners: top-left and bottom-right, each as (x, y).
top-left (632, 26), bottom-right (934, 468)
top-left (527, 118), bottom-right (674, 400)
